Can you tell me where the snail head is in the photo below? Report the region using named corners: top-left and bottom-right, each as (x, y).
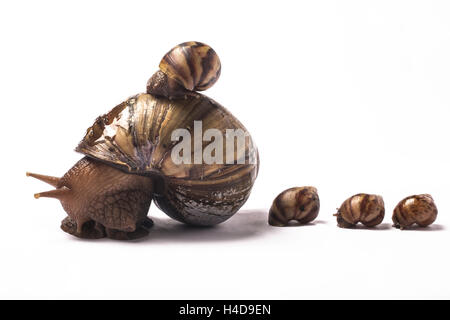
top-left (27, 157), bottom-right (153, 234)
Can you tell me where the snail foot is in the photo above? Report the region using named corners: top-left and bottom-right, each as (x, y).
top-left (61, 216), bottom-right (106, 239)
top-left (336, 215), bottom-right (355, 229)
top-left (105, 217), bottom-right (154, 240)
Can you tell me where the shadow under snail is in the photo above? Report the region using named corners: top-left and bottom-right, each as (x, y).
top-left (27, 41), bottom-right (259, 240)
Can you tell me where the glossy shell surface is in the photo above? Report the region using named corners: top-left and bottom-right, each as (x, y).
top-left (76, 93), bottom-right (258, 226)
top-left (159, 41), bottom-right (221, 91)
top-left (392, 194), bottom-right (437, 229)
top-left (335, 193), bottom-right (385, 228)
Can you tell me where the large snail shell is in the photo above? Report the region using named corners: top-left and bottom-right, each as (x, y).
top-left (159, 41), bottom-right (221, 92)
top-left (76, 93), bottom-right (258, 226)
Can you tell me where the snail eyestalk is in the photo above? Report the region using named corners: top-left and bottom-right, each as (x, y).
top-left (27, 172), bottom-right (70, 200)
top-left (34, 188), bottom-right (71, 200)
top-left (26, 172), bottom-right (60, 187)
top-left (28, 157), bottom-right (155, 239)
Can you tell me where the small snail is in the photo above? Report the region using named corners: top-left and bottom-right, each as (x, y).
top-left (268, 187), bottom-right (320, 226)
top-left (334, 194), bottom-right (385, 228)
top-left (147, 41), bottom-right (221, 99)
top-left (392, 194), bottom-right (437, 229)
top-left (27, 42), bottom-right (259, 240)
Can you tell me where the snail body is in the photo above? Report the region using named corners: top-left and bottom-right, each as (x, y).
top-left (28, 42), bottom-right (259, 240)
top-left (392, 194), bottom-right (437, 229)
top-left (269, 187), bottom-right (320, 226)
top-left (335, 194), bottom-right (385, 228)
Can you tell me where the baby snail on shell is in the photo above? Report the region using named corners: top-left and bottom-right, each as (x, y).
top-left (269, 187), bottom-right (320, 226)
top-left (334, 194), bottom-right (385, 228)
top-left (27, 41), bottom-right (259, 240)
top-left (147, 41), bottom-right (221, 99)
top-left (392, 194), bottom-right (437, 229)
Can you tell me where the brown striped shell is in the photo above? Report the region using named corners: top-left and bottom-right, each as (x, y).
top-left (76, 92), bottom-right (259, 226)
top-left (147, 42), bottom-right (221, 98)
top-left (392, 194), bottom-right (437, 229)
top-left (334, 194), bottom-right (385, 228)
top-left (268, 187), bottom-right (320, 226)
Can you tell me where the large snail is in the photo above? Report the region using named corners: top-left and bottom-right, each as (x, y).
top-left (27, 41), bottom-right (259, 240)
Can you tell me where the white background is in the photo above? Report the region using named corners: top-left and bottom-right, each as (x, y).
top-left (1, 0), bottom-right (449, 299)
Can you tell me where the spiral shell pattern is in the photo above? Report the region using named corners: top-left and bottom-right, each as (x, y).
top-left (335, 194), bottom-right (385, 228)
top-left (392, 194), bottom-right (437, 229)
top-left (159, 41), bottom-right (221, 92)
top-left (76, 92), bottom-right (258, 226)
top-left (269, 187), bottom-right (320, 226)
